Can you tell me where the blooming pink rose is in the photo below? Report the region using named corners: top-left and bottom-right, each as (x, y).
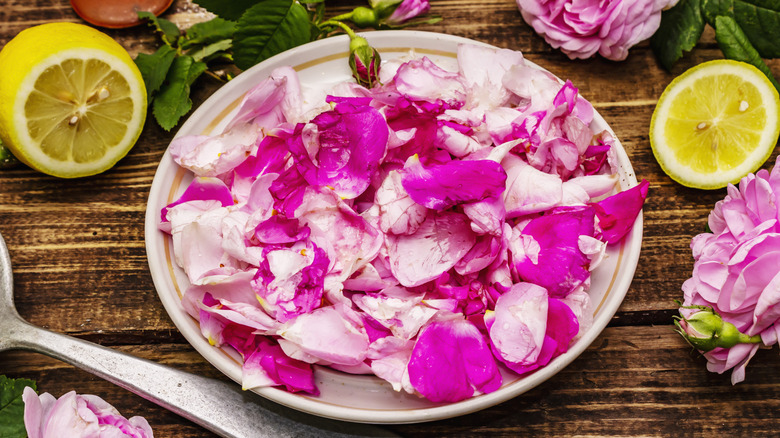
top-left (680, 156), bottom-right (780, 384)
top-left (516, 0), bottom-right (680, 60)
top-left (23, 387), bottom-right (153, 438)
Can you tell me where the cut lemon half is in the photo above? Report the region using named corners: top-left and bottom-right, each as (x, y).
top-left (0, 22), bottom-right (146, 178)
top-left (650, 60), bottom-right (780, 189)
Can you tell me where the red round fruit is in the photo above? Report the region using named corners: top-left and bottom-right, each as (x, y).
top-left (70, 0), bottom-right (174, 29)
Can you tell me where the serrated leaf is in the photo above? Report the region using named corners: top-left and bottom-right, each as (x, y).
top-left (138, 11), bottom-right (181, 46)
top-left (233, 0), bottom-right (311, 70)
top-left (134, 45), bottom-right (177, 102)
top-left (650, 0), bottom-right (706, 71)
top-left (0, 376), bottom-right (36, 438)
top-left (194, 0), bottom-right (262, 21)
top-left (188, 39), bottom-right (233, 62)
top-left (703, 0), bottom-right (780, 57)
top-left (153, 55), bottom-right (208, 131)
top-left (182, 17), bottom-right (237, 49)
top-left (715, 15), bottom-right (780, 92)
top-left (732, 0), bottom-right (780, 57)
top-left (702, 0), bottom-right (734, 24)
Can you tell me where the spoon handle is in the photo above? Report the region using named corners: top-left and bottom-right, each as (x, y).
top-left (5, 317), bottom-right (394, 438)
top-left (0, 233), bottom-right (393, 438)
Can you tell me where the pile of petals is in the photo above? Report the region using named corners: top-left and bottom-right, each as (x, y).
top-left (680, 156), bottom-right (780, 384)
top-left (516, 0), bottom-right (679, 61)
top-left (23, 387), bottom-right (153, 438)
top-left (160, 44), bottom-right (647, 403)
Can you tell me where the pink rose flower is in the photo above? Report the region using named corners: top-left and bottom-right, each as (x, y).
top-left (23, 387), bottom-right (154, 438)
top-left (680, 156), bottom-right (780, 384)
top-left (516, 0), bottom-right (680, 61)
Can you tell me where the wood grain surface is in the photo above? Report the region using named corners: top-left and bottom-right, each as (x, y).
top-left (1, 0), bottom-right (780, 437)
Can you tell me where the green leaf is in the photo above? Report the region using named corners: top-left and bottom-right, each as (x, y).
top-left (651, 0), bottom-right (706, 71)
top-left (193, 0), bottom-right (262, 21)
top-left (188, 39), bottom-right (233, 62)
top-left (703, 0), bottom-right (780, 57)
top-left (232, 0), bottom-right (311, 71)
top-left (138, 11), bottom-right (181, 46)
top-left (715, 15), bottom-right (780, 92)
top-left (702, 0), bottom-right (734, 24)
top-left (182, 17), bottom-right (237, 49)
top-left (732, 0), bottom-right (780, 57)
top-left (153, 55), bottom-right (208, 131)
top-left (0, 376), bottom-right (36, 438)
top-left (0, 140), bottom-right (20, 169)
top-left (134, 45), bottom-right (177, 102)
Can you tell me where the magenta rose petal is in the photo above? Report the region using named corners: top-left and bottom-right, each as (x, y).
top-left (161, 176), bottom-right (234, 222)
top-left (288, 101), bottom-right (389, 200)
top-left (243, 337), bottom-right (318, 394)
top-left (400, 155), bottom-right (507, 210)
top-left (408, 319), bottom-right (501, 402)
top-left (513, 207), bottom-right (596, 297)
top-left (593, 179), bottom-right (649, 244)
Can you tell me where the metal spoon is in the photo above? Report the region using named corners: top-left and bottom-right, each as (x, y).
top-left (0, 232), bottom-right (396, 438)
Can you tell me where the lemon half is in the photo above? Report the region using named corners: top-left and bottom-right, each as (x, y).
top-left (650, 60), bottom-right (780, 189)
top-left (0, 22), bottom-right (146, 178)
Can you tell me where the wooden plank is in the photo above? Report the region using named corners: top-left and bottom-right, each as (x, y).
top-left (3, 327), bottom-right (780, 437)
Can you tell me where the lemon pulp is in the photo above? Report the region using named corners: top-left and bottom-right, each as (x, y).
top-left (650, 60), bottom-right (780, 189)
top-left (26, 56), bottom-right (135, 164)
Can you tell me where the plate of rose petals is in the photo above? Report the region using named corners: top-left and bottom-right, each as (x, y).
top-left (145, 30), bottom-right (646, 423)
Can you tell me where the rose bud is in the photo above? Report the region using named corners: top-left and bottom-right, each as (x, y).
top-left (675, 306), bottom-right (761, 352)
top-left (348, 35), bottom-right (381, 88)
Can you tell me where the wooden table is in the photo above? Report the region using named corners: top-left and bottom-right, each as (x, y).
top-left (2, 0), bottom-right (780, 436)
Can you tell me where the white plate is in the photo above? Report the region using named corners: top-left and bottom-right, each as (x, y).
top-left (145, 30), bottom-right (643, 424)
